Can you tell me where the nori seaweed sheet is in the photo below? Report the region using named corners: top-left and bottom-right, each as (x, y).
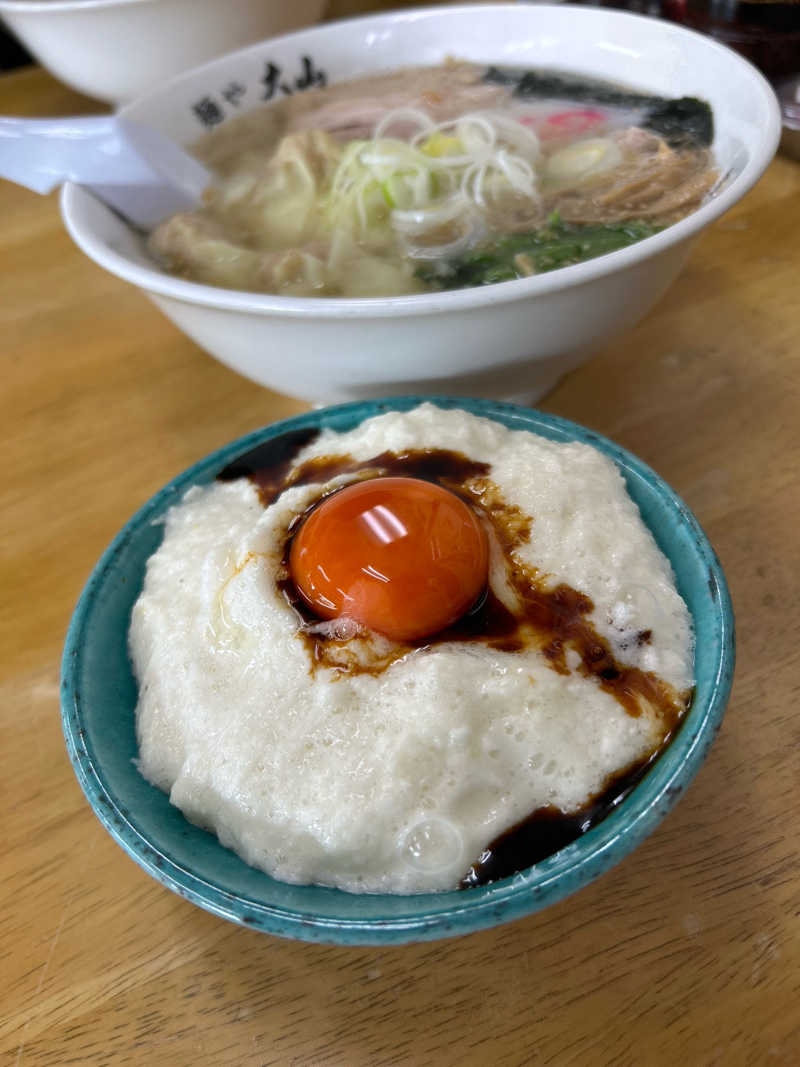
top-left (483, 66), bottom-right (713, 148)
top-left (643, 96), bottom-right (713, 150)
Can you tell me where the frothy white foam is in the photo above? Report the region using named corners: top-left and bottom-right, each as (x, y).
top-left (130, 405), bottom-right (693, 893)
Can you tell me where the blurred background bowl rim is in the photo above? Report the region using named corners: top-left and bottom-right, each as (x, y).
top-left (0, 0), bottom-right (158, 11)
top-left (60, 396), bottom-right (735, 944)
top-left (58, 2), bottom-right (782, 315)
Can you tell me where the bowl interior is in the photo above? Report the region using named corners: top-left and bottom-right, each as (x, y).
top-left (60, 4), bottom-right (780, 309)
top-left (120, 3), bottom-right (774, 167)
top-left (62, 397), bottom-right (734, 944)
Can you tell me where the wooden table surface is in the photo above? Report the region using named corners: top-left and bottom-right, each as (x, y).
top-left (2, 60), bottom-right (799, 1067)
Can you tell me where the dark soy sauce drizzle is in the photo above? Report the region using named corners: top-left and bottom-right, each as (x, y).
top-left (459, 751), bottom-right (659, 888)
top-left (217, 426), bottom-right (320, 499)
top-left (217, 437), bottom-right (691, 888)
top-left (270, 447), bottom-right (491, 507)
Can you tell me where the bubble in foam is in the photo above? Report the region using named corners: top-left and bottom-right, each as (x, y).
top-left (565, 648), bottom-right (582, 671)
top-left (610, 582), bottom-right (668, 636)
top-left (401, 817), bottom-right (464, 874)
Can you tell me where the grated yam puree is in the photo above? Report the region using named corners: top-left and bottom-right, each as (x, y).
top-left (130, 404), bottom-right (693, 893)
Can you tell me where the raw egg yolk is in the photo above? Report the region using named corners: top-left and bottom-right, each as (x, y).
top-left (289, 477), bottom-right (489, 642)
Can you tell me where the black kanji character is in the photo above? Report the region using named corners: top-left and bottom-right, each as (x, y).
top-left (192, 96), bottom-right (225, 128)
top-left (262, 61), bottom-right (282, 101)
top-left (221, 81), bottom-right (246, 107)
top-left (294, 55), bottom-right (326, 91)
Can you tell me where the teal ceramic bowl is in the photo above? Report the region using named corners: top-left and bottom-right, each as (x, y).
top-left (61, 397), bottom-right (734, 945)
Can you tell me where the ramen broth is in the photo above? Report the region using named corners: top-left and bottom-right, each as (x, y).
top-left (149, 61), bottom-right (716, 297)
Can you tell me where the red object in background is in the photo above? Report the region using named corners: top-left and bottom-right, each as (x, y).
top-left (664, 0), bottom-right (800, 81)
top-left (571, 0), bottom-right (800, 82)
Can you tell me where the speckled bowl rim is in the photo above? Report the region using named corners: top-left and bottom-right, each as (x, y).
top-left (61, 397), bottom-right (735, 944)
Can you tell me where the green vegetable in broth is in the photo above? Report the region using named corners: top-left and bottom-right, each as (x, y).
top-left (417, 216), bottom-right (662, 289)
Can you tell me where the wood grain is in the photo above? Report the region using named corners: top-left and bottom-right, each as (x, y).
top-left (2, 60), bottom-right (799, 1067)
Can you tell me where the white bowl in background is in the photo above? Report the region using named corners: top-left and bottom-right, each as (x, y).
top-left (60, 4), bottom-right (780, 404)
top-left (0, 0), bottom-right (327, 104)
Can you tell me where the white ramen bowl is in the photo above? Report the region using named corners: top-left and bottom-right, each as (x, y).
top-left (60, 4), bottom-right (780, 404)
top-left (0, 0), bottom-right (327, 104)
